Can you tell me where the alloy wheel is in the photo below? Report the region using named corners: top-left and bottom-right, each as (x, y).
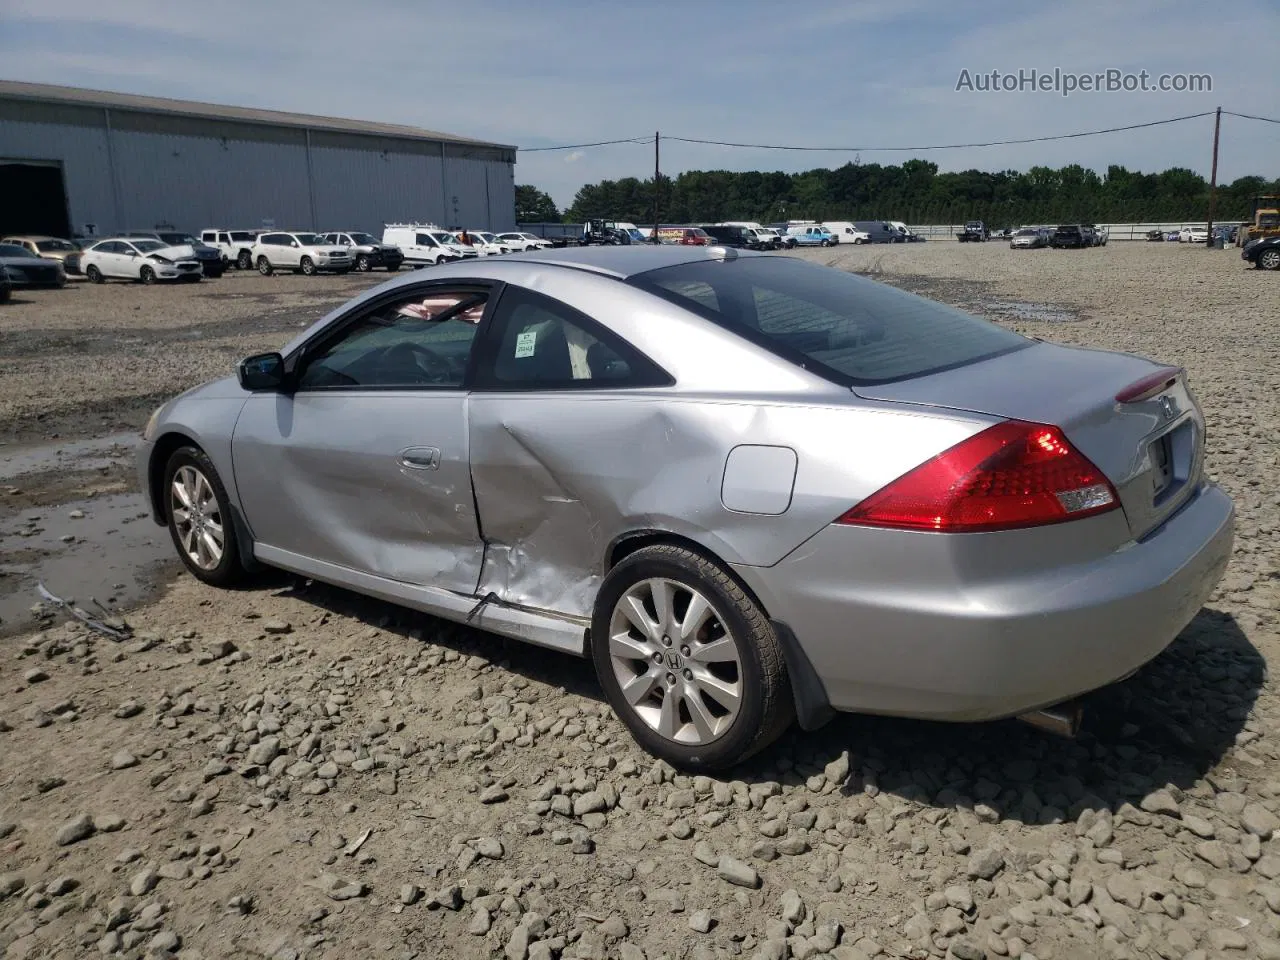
top-left (607, 578), bottom-right (743, 745)
top-left (170, 465), bottom-right (224, 571)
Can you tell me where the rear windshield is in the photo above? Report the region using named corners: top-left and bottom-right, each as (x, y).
top-left (629, 256), bottom-right (1028, 385)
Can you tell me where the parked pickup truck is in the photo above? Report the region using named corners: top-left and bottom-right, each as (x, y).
top-left (321, 231), bottom-right (404, 272)
top-left (956, 221), bottom-right (989, 242)
top-left (199, 229), bottom-right (262, 270)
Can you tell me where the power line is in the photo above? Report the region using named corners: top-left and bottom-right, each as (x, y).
top-left (664, 111), bottom-right (1216, 152)
top-left (518, 111), bottom-right (1234, 154)
top-left (520, 136), bottom-right (653, 152)
top-left (1223, 109), bottom-right (1280, 125)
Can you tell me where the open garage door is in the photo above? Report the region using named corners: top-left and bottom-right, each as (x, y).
top-left (0, 162), bottom-right (71, 239)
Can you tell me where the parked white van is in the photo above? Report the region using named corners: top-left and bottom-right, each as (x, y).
top-left (382, 224), bottom-right (478, 267)
top-left (820, 221), bottom-right (871, 245)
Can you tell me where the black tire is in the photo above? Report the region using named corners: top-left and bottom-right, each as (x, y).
top-left (86, 264), bottom-right (104, 284)
top-left (300, 256), bottom-right (316, 276)
top-left (356, 254), bottom-right (372, 272)
top-left (257, 256), bottom-right (273, 276)
top-left (1258, 249), bottom-right (1280, 271)
top-left (140, 265), bottom-right (156, 285)
top-left (162, 445), bottom-right (245, 588)
top-left (385, 263), bottom-right (400, 272)
top-left (591, 544), bottom-right (793, 772)
top-left (237, 250), bottom-right (253, 270)
top-left (0, 284), bottom-right (9, 304)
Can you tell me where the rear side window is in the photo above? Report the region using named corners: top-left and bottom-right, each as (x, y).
top-left (630, 256), bottom-right (1028, 385)
top-left (475, 287), bottom-right (670, 391)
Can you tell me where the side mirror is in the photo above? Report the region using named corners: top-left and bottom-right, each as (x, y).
top-left (238, 352), bottom-right (286, 391)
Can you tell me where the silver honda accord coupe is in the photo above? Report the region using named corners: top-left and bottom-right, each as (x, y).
top-left (137, 246), bottom-right (1234, 771)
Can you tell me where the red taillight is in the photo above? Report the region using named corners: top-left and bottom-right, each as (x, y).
top-left (836, 420), bottom-right (1119, 533)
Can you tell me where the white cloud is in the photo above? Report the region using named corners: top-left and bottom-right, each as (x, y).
top-left (563, 151), bottom-right (585, 164)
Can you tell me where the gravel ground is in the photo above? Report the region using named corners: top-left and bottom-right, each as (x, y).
top-left (1, 243), bottom-right (1279, 960)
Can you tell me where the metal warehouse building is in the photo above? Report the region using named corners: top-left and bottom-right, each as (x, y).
top-left (0, 80), bottom-right (517, 240)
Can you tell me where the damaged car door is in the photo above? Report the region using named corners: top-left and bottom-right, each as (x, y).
top-left (231, 285), bottom-right (491, 594)
top-left (467, 285), bottom-right (674, 618)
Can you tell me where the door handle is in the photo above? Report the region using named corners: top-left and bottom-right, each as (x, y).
top-left (398, 446), bottom-right (441, 470)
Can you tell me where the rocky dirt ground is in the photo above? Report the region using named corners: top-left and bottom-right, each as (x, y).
top-left (1, 243), bottom-right (1278, 960)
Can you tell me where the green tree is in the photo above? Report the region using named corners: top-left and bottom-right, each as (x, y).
top-left (515, 185), bottom-right (560, 223)
top-left (557, 162), bottom-right (1279, 226)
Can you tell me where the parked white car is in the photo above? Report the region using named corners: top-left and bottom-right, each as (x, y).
top-left (494, 232), bottom-right (552, 251)
top-left (199, 229), bottom-right (262, 270)
top-left (80, 237), bottom-right (203, 284)
top-left (1178, 226), bottom-right (1209, 243)
top-left (251, 232), bottom-right (352, 275)
top-left (381, 224), bottom-right (479, 267)
top-left (465, 231), bottom-right (511, 256)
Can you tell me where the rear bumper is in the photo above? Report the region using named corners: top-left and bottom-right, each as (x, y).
top-left (733, 482), bottom-right (1234, 722)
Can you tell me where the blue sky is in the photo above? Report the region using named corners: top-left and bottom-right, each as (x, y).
top-left (2, 0), bottom-right (1277, 209)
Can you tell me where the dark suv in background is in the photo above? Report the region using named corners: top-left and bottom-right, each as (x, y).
top-left (701, 224), bottom-right (768, 249)
top-left (1050, 224), bottom-right (1089, 249)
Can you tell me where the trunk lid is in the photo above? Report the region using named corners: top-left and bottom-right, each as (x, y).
top-left (853, 341), bottom-right (1205, 540)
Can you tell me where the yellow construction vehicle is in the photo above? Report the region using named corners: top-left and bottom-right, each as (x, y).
top-left (1239, 195), bottom-right (1280, 245)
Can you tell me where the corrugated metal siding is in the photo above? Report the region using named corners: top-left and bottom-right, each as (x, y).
top-left (442, 152), bottom-right (489, 228)
top-left (486, 160), bottom-right (516, 230)
top-left (310, 142), bottom-right (446, 231)
top-left (110, 129), bottom-right (313, 231)
top-left (0, 116), bottom-right (116, 233)
top-left (0, 98), bottom-right (514, 235)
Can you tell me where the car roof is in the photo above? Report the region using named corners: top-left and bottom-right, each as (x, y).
top-left (3, 234), bottom-right (61, 242)
top-left (491, 244), bottom-right (768, 279)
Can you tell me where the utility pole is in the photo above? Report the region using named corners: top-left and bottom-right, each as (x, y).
top-left (1205, 106), bottom-right (1221, 247)
top-left (652, 131), bottom-right (660, 243)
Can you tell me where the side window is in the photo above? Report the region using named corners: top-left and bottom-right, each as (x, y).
top-left (296, 289), bottom-right (487, 390)
top-left (416, 233), bottom-right (434, 247)
top-left (201, 232), bottom-right (215, 243)
top-left (477, 288), bottom-right (669, 391)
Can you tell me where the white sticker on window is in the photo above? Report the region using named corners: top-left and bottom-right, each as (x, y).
top-left (514, 330), bottom-right (537, 358)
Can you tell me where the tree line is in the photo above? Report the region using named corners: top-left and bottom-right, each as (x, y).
top-left (517, 160), bottom-right (1280, 227)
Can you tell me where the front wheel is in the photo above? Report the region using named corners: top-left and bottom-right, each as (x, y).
top-left (257, 256), bottom-right (273, 275)
top-left (591, 545), bottom-right (793, 772)
top-left (237, 250), bottom-right (252, 270)
top-left (300, 256), bottom-right (316, 276)
top-left (163, 446), bottom-right (245, 587)
top-left (1259, 249), bottom-right (1280, 271)
top-left (86, 264), bottom-right (104, 284)
top-left (356, 255), bottom-right (372, 272)
top-left (140, 265), bottom-right (156, 285)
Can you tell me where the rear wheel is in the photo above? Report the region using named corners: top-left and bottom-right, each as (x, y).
top-left (237, 250), bottom-right (252, 270)
top-left (86, 264), bottom-right (104, 284)
top-left (257, 256), bottom-right (273, 276)
top-left (140, 265), bottom-right (156, 285)
top-left (1258, 249), bottom-right (1280, 271)
top-left (591, 545), bottom-right (793, 772)
top-left (300, 256), bottom-right (316, 276)
top-left (163, 446), bottom-right (244, 587)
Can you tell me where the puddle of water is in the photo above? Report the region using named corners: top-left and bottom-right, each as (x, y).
top-left (0, 433), bottom-right (139, 481)
top-left (0, 492), bottom-right (176, 634)
top-left (980, 300), bottom-right (1078, 324)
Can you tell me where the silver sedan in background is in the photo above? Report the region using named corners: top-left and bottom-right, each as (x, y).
top-left (137, 246), bottom-right (1233, 771)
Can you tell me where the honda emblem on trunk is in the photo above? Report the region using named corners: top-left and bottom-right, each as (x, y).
top-left (1159, 395), bottom-right (1177, 421)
